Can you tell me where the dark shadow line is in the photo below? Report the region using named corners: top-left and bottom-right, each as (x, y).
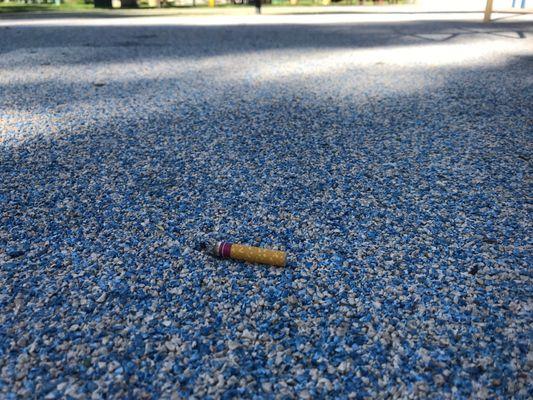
top-left (459, 26), bottom-right (529, 39)
top-left (408, 32), bottom-right (460, 42)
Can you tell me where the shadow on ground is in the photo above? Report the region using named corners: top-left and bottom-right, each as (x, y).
top-left (0, 17), bottom-right (531, 398)
top-left (0, 19), bottom-right (531, 63)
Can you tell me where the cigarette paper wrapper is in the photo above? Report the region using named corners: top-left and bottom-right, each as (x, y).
top-left (213, 241), bottom-right (287, 267)
top-left (231, 244), bottom-right (287, 267)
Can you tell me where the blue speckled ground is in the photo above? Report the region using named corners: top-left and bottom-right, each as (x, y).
top-left (1, 14), bottom-right (532, 399)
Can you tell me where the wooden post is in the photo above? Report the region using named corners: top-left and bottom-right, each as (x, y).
top-left (484, 0), bottom-right (494, 23)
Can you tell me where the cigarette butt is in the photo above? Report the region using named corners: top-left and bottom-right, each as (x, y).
top-left (210, 241), bottom-right (287, 267)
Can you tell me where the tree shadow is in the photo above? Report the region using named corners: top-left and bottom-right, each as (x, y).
top-left (1, 54), bottom-right (531, 256)
top-left (0, 18), bottom-right (530, 64)
top-left (0, 17), bottom-right (531, 115)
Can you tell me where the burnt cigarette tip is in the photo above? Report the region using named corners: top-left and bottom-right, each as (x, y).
top-left (195, 241), bottom-right (208, 251)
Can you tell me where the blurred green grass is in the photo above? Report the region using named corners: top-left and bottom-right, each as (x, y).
top-left (0, 1), bottom-right (93, 13)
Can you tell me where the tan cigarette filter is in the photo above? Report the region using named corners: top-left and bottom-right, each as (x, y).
top-left (213, 241), bottom-right (287, 267)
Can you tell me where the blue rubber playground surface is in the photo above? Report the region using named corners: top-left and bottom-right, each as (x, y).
top-left (1, 12), bottom-right (532, 399)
